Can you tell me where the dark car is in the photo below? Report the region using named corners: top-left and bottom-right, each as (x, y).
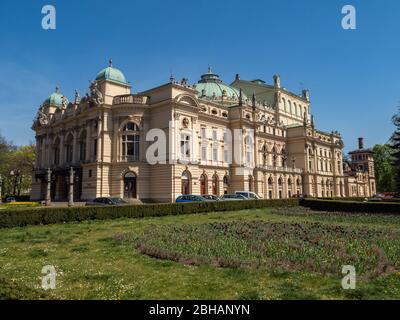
top-left (220, 194), bottom-right (247, 201)
top-left (201, 195), bottom-right (220, 201)
top-left (5, 197), bottom-right (16, 203)
top-left (86, 197), bottom-right (128, 206)
top-left (175, 195), bottom-right (206, 203)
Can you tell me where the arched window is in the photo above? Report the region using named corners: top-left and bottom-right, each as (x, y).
top-left (288, 100), bottom-right (292, 113)
top-left (121, 122), bottom-right (140, 161)
top-left (262, 145), bottom-right (267, 166)
top-left (245, 135), bottom-right (253, 165)
top-left (123, 171), bottom-right (137, 199)
top-left (200, 174), bottom-right (207, 195)
top-left (294, 102), bottom-right (298, 116)
top-left (181, 171), bottom-right (191, 195)
top-left (65, 134), bottom-right (74, 164)
top-left (282, 98), bottom-right (286, 111)
top-left (53, 137), bottom-right (60, 165)
top-left (223, 175), bottom-right (229, 194)
top-left (278, 177), bottom-right (283, 186)
top-left (79, 130), bottom-right (87, 161)
top-left (212, 174), bottom-right (219, 195)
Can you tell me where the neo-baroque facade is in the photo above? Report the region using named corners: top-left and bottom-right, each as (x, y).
top-left (31, 61), bottom-right (376, 202)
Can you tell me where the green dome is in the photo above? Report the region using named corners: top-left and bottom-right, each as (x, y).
top-left (43, 88), bottom-right (67, 107)
top-left (95, 65), bottom-right (127, 84)
top-left (194, 68), bottom-right (247, 101)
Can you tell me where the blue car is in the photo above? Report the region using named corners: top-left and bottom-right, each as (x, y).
top-left (175, 195), bottom-right (206, 203)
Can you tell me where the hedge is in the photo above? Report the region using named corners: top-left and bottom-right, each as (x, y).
top-left (0, 199), bottom-right (299, 229)
top-left (300, 199), bottom-right (400, 214)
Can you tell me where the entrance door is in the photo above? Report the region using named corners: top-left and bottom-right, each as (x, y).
top-left (124, 172), bottom-right (137, 199)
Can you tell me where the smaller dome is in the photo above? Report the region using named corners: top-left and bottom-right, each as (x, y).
top-left (43, 88), bottom-right (67, 107)
top-left (96, 59), bottom-right (128, 84)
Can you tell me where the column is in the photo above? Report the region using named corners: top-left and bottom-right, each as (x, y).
top-left (68, 167), bottom-right (74, 207)
top-left (45, 168), bottom-right (51, 206)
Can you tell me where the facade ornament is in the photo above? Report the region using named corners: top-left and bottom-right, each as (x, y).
top-left (180, 78), bottom-right (188, 86)
top-left (89, 80), bottom-right (104, 105)
top-left (174, 112), bottom-right (180, 120)
top-left (61, 96), bottom-right (68, 109)
top-left (273, 74), bottom-right (281, 88)
top-left (182, 117), bottom-right (190, 128)
top-left (74, 90), bottom-right (81, 104)
top-left (35, 106), bottom-right (49, 126)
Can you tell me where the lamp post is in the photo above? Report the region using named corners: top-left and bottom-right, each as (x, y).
top-left (45, 168), bottom-right (52, 206)
top-left (68, 167), bottom-right (74, 207)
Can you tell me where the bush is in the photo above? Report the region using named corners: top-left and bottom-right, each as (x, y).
top-left (0, 199), bottom-right (299, 229)
top-left (300, 199), bottom-right (400, 214)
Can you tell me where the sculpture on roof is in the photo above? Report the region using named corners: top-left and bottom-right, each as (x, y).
top-left (74, 90), bottom-right (81, 104)
top-left (35, 106), bottom-right (49, 126)
top-left (89, 80), bottom-right (104, 105)
top-left (61, 96), bottom-right (68, 109)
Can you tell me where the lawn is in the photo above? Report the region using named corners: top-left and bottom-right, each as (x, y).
top-left (1, 207), bottom-right (400, 300)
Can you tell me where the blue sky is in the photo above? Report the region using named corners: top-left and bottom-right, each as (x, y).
top-left (0, 0), bottom-right (399, 152)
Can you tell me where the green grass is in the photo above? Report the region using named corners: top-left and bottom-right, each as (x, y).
top-left (1, 207), bottom-right (400, 300)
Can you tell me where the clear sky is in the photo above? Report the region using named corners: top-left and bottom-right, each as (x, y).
top-left (0, 0), bottom-right (399, 152)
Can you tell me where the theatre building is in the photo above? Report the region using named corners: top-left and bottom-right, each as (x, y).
top-left (31, 61), bottom-right (375, 202)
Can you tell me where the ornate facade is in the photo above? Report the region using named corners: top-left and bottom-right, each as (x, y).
top-left (31, 61), bottom-right (376, 203)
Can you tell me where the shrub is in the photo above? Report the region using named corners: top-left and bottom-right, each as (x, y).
top-left (0, 199), bottom-right (299, 229)
top-left (300, 199), bottom-right (400, 214)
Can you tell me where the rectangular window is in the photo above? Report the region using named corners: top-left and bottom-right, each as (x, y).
top-left (213, 145), bottom-right (218, 162)
top-left (212, 129), bottom-right (217, 141)
top-left (224, 149), bottom-right (229, 163)
top-left (180, 134), bottom-right (190, 158)
top-left (201, 127), bottom-right (206, 140)
top-left (201, 144), bottom-right (207, 161)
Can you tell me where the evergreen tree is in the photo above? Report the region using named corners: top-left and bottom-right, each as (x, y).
top-left (391, 110), bottom-right (400, 192)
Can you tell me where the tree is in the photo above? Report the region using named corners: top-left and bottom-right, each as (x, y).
top-left (391, 110), bottom-right (400, 192)
top-left (0, 131), bottom-right (35, 197)
top-left (372, 144), bottom-right (395, 192)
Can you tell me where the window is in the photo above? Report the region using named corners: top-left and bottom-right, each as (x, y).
top-left (212, 129), bottom-right (217, 141)
top-left (65, 134), bottom-right (74, 163)
top-left (53, 138), bottom-right (60, 165)
top-left (79, 131), bottom-right (87, 161)
top-left (212, 144), bottom-right (218, 162)
top-left (200, 127), bottom-right (206, 140)
top-left (121, 122), bottom-right (140, 161)
top-left (245, 135), bottom-right (253, 166)
top-left (201, 144), bottom-right (207, 161)
top-left (180, 134), bottom-right (190, 158)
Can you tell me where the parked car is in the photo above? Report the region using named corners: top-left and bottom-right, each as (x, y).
top-left (368, 196), bottom-right (383, 202)
top-left (201, 194), bottom-right (220, 201)
top-left (86, 197), bottom-right (128, 206)
top-left (175, 195), bottom-right (206, 203)
top-left (235, 191), bottom-right (261, 200)
top-left (220, 194), bottom-right (247, 201)
top-left (5, 197), bottom-right (16, 203)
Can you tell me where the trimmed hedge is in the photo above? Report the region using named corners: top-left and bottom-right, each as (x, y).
top-left (0, 199), bottom-right (299, 229)
top-left (300, 199), bottom-right (400, 214)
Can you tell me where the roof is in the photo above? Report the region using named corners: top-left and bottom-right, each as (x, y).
top-left (95, 61), bottom-right (128, 85)
top-left (43, 88), bottom-right (67, 107)
top-left (193, 67), bottom-right (247, 103)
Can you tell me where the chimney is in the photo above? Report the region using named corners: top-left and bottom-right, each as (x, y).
top-left (358, 137), bottom-right (364, 149)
